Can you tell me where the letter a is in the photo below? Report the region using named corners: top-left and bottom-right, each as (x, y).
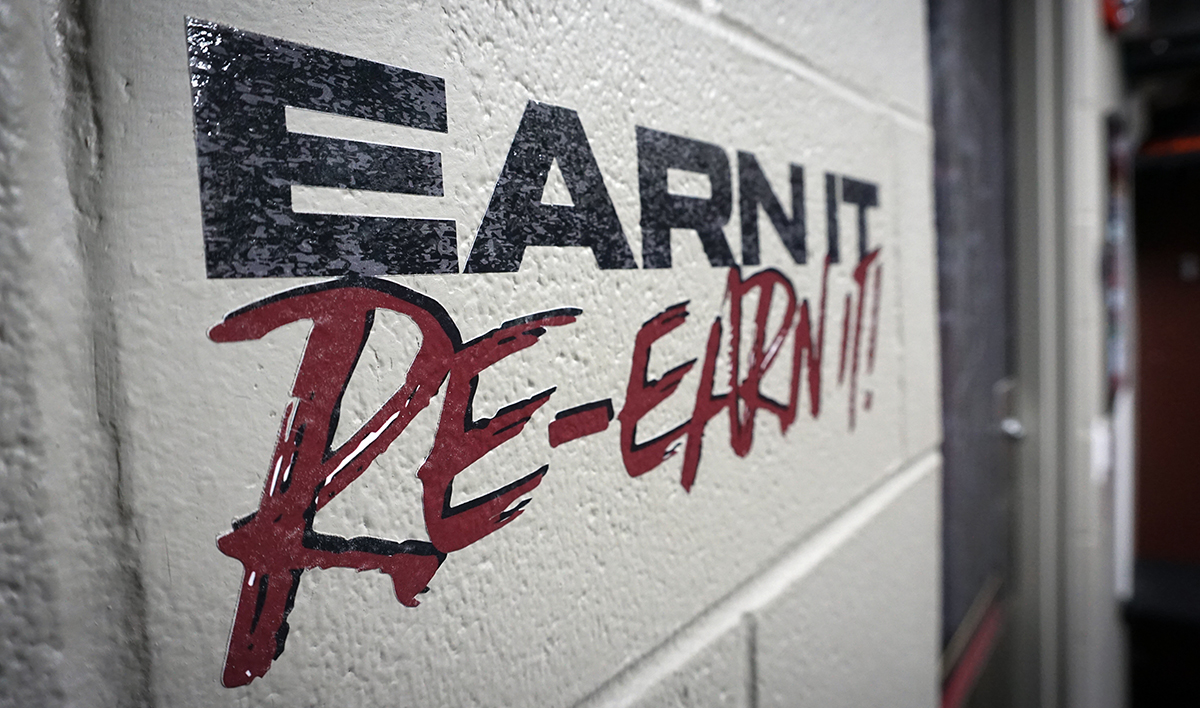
top-left (466, 101), bottom-right (637, 272)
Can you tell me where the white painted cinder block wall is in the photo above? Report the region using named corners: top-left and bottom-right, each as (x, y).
top-left (1, 1), bottom-right (942, 706)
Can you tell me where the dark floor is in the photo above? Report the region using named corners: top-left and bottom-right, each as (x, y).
top-left (1127, 560), bottom-right (1200, 707)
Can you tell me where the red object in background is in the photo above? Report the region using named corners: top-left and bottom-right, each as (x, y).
top-left (1104, 0), bottom-right (1137, 32)
top-left (1135, 168), bottom-right (1200, 565)
top-left (941, 604), bottom-right (1005, 708)
top-left (1141, 134), bottom-right (1200, 158)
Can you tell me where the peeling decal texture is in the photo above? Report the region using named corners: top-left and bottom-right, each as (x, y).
top-left (187, 18), bottom-right (455, 277)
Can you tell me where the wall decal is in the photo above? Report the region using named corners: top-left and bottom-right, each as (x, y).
top-left (548, 400), bottom-right (615, 448)
top-left (187, 18), bottom-right (455, 277)
top-left (209, 255), bottom-right (883, 685)
top-left (187, 18), bottom-right (886, 687)
top-left (465, 101), bottom-right (637, 272)
top-left (186, 18), bottom-right (880, 279)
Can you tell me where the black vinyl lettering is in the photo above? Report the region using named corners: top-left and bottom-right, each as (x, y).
top-left (186, 18), bottom-right (456, 278)
top-left (465, 101), bottom-right (636, 272)
top-left (840, 177), bottom-right (879, 261)
top-left (825, 172), bottom-right (840, 264)
top-left (637, 127), bottom-right (734, 269)
top-left (737, 152), bottom-right (806, 265)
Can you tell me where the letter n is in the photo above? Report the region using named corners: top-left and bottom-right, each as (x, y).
top-left (738, 152), bottom-right (806, 265)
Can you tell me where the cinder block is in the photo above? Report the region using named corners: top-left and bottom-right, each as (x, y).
top-left (754, 465), bottom-right (940, 708)
top-left (630, 622), bottom-right (751, 708)
top-left (718, 0), bottom-right (931, 119)
top-left (890, 125), bottom-right (943, 457)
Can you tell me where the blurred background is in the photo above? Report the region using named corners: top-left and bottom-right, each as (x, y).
top-left (931, 1), bottom-right (1200, 706)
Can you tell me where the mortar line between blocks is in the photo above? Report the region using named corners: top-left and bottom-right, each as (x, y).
top-left (639, 0), bottom-right (930, 134)
top-left (573, 448), bottom-right (941, 708)
top-left (745, 613), bottom-right (759, 708)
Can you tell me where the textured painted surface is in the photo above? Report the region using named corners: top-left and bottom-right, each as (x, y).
top-left (629, 618), bottom-right (750, 708)
top-left (717, 0), bottom-right (931, 120)
top-left (1, 1), bottom-right (153, 706)
top-left (6, 0), bottom-right (940, 705)
top-left (0, 4), bottom-right (61, 705)
top-left (755, 466), bottom-right (939, 708)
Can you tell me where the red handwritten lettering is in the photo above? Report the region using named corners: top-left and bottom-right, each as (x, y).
top-left (792, 256), bottom-right (834, 420)
top-left (548, 400), bottom-right (614, 448)
top-left (843, 248), bottom-right (881, 429)
top-left (620, 252), bottom-right (881, 490)
top-left (213, 252), bottom-right (885, 685)
top-left (211, 278), bottom-right (576, 686)
top-left (617, 303), bottom-right (696, 477)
